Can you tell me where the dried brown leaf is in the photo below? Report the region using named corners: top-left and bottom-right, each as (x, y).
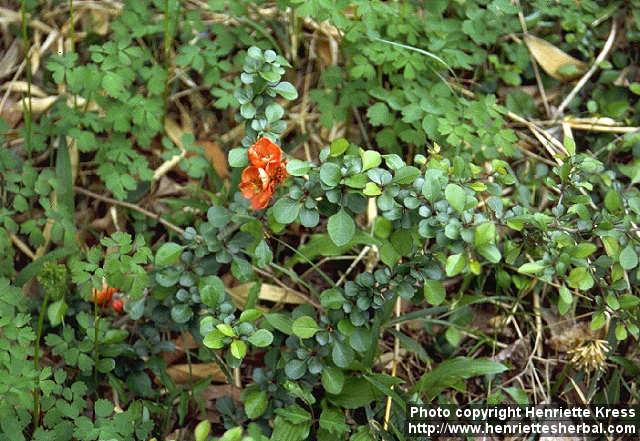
top-left (227, 283), bottom-right (307, 308)
top-left (166, 362), bottom-right (226, 384)
top-left (524, 35), bottom-right (587, 81)
top-left (0, 40), bottom-right (20, 80)
top-left (198, 139), bottom-right (229, 179)
top-left (0, 97), bottom-right (21, 127)
top-left (0, 81), bottom-right (47, 97)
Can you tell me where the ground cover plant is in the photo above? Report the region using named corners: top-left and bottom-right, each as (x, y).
top-left (1, 0), bottom-right (640, 440)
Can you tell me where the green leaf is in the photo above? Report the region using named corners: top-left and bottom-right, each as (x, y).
top-left (285, 359), bottom-right (307, 379)
top-left (265, 103), bottom-right (284, 123)
top-left (286, 159), bottom-right (311, 176)
top-left (230, 339), bottom-right (247, 359)
top-left (344, 173), bottom-right (368, 189)
top-left (332, 341), bottom-right (355, 368)
top-left (558, 285), bottom-right (572, 316)
top-left (155, 242), bottom-right (183, 266)
top-left (248, 329), bottom-right (274, 347)
top-left (328, 209), bottom-right (356, 247)
top-left (619, 245), bottom-right (638, 270)
top-left (360, 150), bottom-right (382, 171)
top-left (390, 229), bottom-right (413, 256)
top-left (363, 182), bottom-right (382, 196)
top-left (292, 316), bottom-right (320, 339)
top-left (207, 206), bottom-right (230, 228)
top-left (171, 304), bottom-right (193, 323)
top-left (319, 408), bottom-right (348, 435)
top-left (102, 72), bottom-right (125, 98)
top-left (272, 198), bottom-right (301, 224)
top-left (228, 147), bottom-right (248, 168)
top-left (474, 223), bottom-right (496, 247)
top-left (445, 253), bottom-right (466, 277)
top-left (254, 240), bottom-right (273, 268)
top-left (219, 427), bottom-right (243, 441)
top-left (217, 323), bottom-right (236, 337)
top-left (47, 299), bottom-right (68, 327)
top-left (264, 313), bottom-right (294, 335)
top-left (321, 366), bottom-right (345, 394)
top-left (379, 240), bottom-right (401, 268)
top-left (238, 309), bottom-right (261, 323)
top-left (367, 102), bottom-right (392, 126)
top-left (203, 330), bottom-right (226, 349)
top-left (567, 267), bottom-right (594, 291)
top-left (424, 280), bottom-right (445, 306)
top-left (94, 399), bottom-right (114, 418)
top-left (445, 183), bottom-right (466, 212)
top-left (244, 389), bottom-right (268, 419)
top-left (328, 376), bottom-right (387, 409)
top-left (517, 261), bottom-right (545, 274)
top-left (320, 162), bottom-right (342, 186)
top-left (570, 242), bottom-right (597, 258)
top-left (299, 208), bottom-right (319, 227)
top-left (477, 244), bottom-right (502, 263)
top-left (274, 81), bottom-right (298, 100)
top-left (275, 404), bottom-right (311, 425)
top-left (96, 358), bottom-right (115, 373)
top-left (199, 275), bottom-right (225, 307)
top-left (392, 166), bottom-right (420, 184)
top-left (330, 138), bottom-right (349, 156)
top-left (412, 357), bottom-right (508, 399)
top-left (283, 380), bottom-right (316, 405)
top-left (320, 288), bottom-right (345, 309)
top-left (505, 387), bottom-right (529, 405)
top-left (591, 312), bottom-right (606, 331)
top-left (240, 102), bottom-right (256, 119)
top-left (194, 420), bottom-right (212, 441)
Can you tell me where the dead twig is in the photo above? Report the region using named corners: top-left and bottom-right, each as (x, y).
top-left (11, 233), bottom-right (36, 260)
top-left (553, 20), bottom-right (617, 118)
top-left (74, 186), bottom-right (188, 237)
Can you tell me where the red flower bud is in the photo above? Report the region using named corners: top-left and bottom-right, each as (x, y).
top-left (111, 298), bottom-right (124, 314)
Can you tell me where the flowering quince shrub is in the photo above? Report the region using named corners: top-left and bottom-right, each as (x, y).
top-left (193, 47), bottom-right (640, 439)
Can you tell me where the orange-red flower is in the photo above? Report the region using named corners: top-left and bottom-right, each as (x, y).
top-left (240, 165), bottom-right (274, 209)
top-left (266, 161), bottom-right (288, 187)
top-left (92, 285), bottom-right (117, 306)
top-left (240, 138), bottom-right (288, 210)
top-left (248, 137), bottom-right (282, 168)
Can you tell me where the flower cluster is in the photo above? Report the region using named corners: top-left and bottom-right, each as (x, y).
top-left (239, 138), bottom-right (288, 209)
top-left (92, 284), bottom-right (124, 313)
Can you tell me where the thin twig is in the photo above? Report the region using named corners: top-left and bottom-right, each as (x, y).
top-left (336, 246), bottom-right (370, 286)
top-left (553, 20), bottom-right (617, 118)
top-left (74, 186), bottom-right (188, 237)
top-left (11, 233), bottom-right (36, 260)
top-left (252, 266), bottom-right (322, 309)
